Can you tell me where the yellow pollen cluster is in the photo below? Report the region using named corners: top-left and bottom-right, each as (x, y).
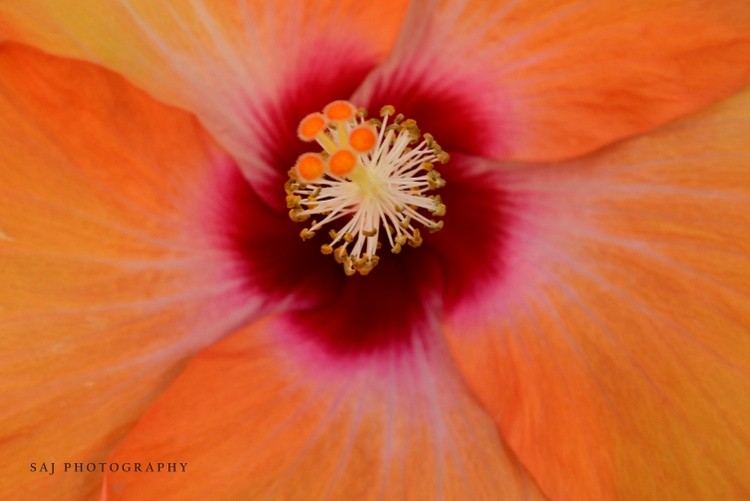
top-left (285, 101), bottom-right (449, 276)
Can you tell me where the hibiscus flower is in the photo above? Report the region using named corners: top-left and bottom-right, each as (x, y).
top-left (2, 1), bottom-right (750, 499)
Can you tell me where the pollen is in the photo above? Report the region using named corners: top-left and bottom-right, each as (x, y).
top-left (286, 101), bottom-right (448, 276)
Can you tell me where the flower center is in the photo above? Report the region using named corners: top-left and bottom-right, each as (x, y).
top-left (285, 100), bottom-right (449, 276)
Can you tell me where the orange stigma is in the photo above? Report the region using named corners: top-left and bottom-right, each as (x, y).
top-left (324, 100), bottom-right (356, 121)
top-left (329, 150), bottom-right (357, 177)
top-left (295, 153), bottom-right (325, 181)
top-left (297, 113), bottom-right (327, 141)
top-left (349, 126), bottom-right (377, 153)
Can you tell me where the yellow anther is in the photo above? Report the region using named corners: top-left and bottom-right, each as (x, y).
top-left (286, 194), bottom-right (302, 209)
top-left (334, 245), bottom-right (348, 264)
top-left (289, 209), bottom-right (310, 223)
top-left (408, 229), bottom-right (423, 248)
top-left (380, 105), bottom-right (395, 117)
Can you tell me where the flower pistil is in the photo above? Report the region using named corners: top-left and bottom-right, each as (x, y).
top-left (285, 101), bottom-right (448, 276)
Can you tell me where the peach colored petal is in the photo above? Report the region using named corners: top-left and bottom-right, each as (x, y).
top-left (0, 1), bottom-right (408, 186)
top-left (103, 314), bottom-right (544, 499)
top-left (444, 87), bottom-right (750, 498)
top-left (356, 0), bottom-right (750, 161)
top-left (0, 45), bottom-right (262, 498)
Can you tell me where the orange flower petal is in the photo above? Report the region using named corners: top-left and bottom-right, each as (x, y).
top-left (444, 88), bottom-right (750, 498)
top-left (0, 45), bottom-right (261, 498)
top-left (0, 1), bottom-right (408, 185)
top-left (103, 315), bottom-right (544, 499)
top-left (356, 0), bottom-right (750, 161)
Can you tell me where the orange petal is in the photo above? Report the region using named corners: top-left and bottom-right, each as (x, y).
top-left (444, 88), bottom-right (750, 498)
top-left (356, 0), bottom-right (750, 161)
top-left (0, 1), bottom-right (408, 185)
top-left (104, 315), bottom-right (543, 499)
top-left (0, 45), bottom-right (261, 499)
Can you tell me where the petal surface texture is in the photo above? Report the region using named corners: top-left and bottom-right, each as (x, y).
top-left (0, 45), bottom-right (261, 498)
top-left (103, 316), bottom-right (544, 499)
top-left (445, 88), bottom-right (750, 499)
top-left (0, 0), bottom-right (408, 186)
top-left (355, 0), bottom-right (750, 160)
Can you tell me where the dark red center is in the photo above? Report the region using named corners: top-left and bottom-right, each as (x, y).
top-left (217, 56), bottom-right (515, 359)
